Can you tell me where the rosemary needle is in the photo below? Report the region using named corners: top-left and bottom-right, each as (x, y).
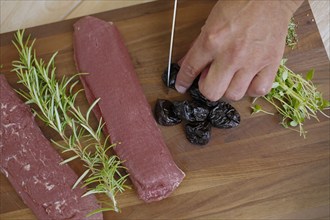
top-left (11, 30), bottom-right (129, 214)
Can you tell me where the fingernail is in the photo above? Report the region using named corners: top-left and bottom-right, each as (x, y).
top-left (175, 85), bottom-right (187, 93)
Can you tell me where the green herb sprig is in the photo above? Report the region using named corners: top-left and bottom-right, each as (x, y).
top-left (252, 59), bottom-right (330, 138)
top-left (11, 30), bottom-right (129, 214)
top-left (286, 18), bottom-right (298, 49)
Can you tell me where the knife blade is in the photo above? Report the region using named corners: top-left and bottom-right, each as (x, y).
top-left (167, 0), bottom-right (178, 88)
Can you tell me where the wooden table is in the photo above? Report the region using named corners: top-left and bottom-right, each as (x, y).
top-left (1, 0), bottom-right (329, 219)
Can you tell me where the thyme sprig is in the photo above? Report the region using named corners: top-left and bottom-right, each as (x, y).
top-left (252, 18), bottom-right (329, 137)
top-left (286, 18), bottom-right (298, 49)
top-left (11, 30), bottom-right (129, 214)
top-left (252, 59), bottom-right (330, 138)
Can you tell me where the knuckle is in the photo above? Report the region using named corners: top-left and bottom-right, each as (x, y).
top-left (260, 46), bottom-right (284, 67)
top-left (253, 86), bottom-right (271, 97)
top-left (180, 63), bottom-right (199, 79)
top-left (262, 52), bottom-right (280, 66)
top-left (200, 29), bottom-right (222, 52)
top-left (228, 40), bottom-right (248, 64)
top-left (175, 64), bottom-right (198, 89)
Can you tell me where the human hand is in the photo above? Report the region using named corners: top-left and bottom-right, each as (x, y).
top-left (175, 0), bottom-right (303, 101)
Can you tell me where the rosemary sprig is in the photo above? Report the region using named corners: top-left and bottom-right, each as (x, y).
top-left (11, 30), bottom-right (129, 214)
top-left (252, 59), bottom-right (330, 138)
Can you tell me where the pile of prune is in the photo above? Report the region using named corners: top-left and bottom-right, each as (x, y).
top-left (154, 63), bottom-right (241, 146)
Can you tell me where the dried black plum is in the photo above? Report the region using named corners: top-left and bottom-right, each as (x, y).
top-left (173, 100), bottom-right (209, 122)
top-left (185, 121), bottom-right (211, 145)
top-left (158, 63), bottom-right (241, 146)
top-left (189, 78), bottom-right (219, 107)
top-left (155, 99), bottom-right (181, 126)
top-left (208, 101), bottom-right (240, 128)
top-left (162, 63), bottom-right (180, 89)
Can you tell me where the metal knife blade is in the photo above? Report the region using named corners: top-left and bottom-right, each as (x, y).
top-left (167, 0), bottom-right (178, 88)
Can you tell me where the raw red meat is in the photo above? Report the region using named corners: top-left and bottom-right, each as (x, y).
top-left (0, 75), bottom-right (102, 220)
top-left (73, 16), bottom-right (185, 202)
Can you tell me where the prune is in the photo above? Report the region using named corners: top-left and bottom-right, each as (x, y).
top-left (157, 64), bottom-right (241, 146)
top-left (162, 63), bottom-right (180, 89)
top-left (208, 101), bottom-right (240, 128)
top-left (155, 99), bottom-right (181, 126)
top-left (173, 100), bottom-right (209, 122)
top-left (185, 121), bottom-right (211, 145)
top-left (189, 78), bottom-right (219, 107)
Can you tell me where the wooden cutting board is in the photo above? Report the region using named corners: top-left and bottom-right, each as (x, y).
top-left (1, 0), bottom-right (329, 219)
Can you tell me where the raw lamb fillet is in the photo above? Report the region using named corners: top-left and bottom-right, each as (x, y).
top-left (0, 75), bottom-right (102, 220)
top-left (73, 16), bottom-right (185, 202)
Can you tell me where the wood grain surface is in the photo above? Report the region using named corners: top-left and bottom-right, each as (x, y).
top-left (1, 0), bottom-right (328, 60)
top-left (0, 0), bottom-right (329, 219)
top-left (0, 0), bottom-right (156, 34)
top-left (0, 0), bottom-right (81, 34)
top-left (309, 0), bottom-right (330, 59)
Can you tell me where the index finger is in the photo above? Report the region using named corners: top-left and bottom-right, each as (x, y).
top-left (175, 37), bottom-right (213, 93)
